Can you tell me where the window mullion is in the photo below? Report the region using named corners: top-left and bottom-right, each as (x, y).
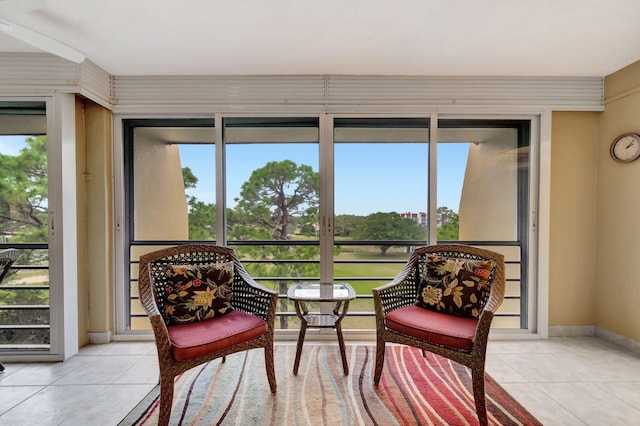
top-left (428, 113), bottom-right (438, 243)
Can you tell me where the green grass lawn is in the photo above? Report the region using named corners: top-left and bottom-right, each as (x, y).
top-left (255, 246), bottom-right (414, 330)
top-left (333, 252), bottom-right (406, 295)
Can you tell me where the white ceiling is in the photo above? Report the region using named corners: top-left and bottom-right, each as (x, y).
top-left (0, 0), bottom-right (639, 77)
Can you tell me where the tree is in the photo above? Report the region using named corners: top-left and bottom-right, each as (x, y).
top-left (235, 160), bottom-right (319, 240)
top-left (352, 212), bottom-right (426, 255)
top-left (334, 214), bottom-right (362, 238)
top-left (0, 136), bottom-right (48, 243)
top-left (0, 136), bottom-right (49, 345)
top-left (437, 206), bottom-right (456, 226)
top-left (187, 200), bottom-right (216, 240)
top-left (181, 166), bottom-right (218, 240)
top-left (182, 166), bottom-right (198, 190)
top-left (437, 207), bottom-right (459, 241)
top-left (231, 160), bottom-right (320, 328)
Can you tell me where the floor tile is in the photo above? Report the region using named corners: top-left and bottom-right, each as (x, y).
top-left (485, 355), bottom-right (529, 383)
top-left (0, 383), bottom-right (153, 425)
top-left (499, 382), bottom-right (584, 426)
top-left (536, 381), bottom-right (640, 426)
top-left (59, 384), bottom-right (155, 426)
top-left (112, 355), bottom-right (159, 384)
top-left (0, 356), bottom-right (91, 386)
top-left (0, 385), bottom-right (44, 416)
top-left (1, 336), bottom-right (639, 425)
top-left (596, 381), bottom-right (640, 411)
top-left (94, 342), bottom-right (156, 356)
top-left (52, 355), bottom-right (145, 385)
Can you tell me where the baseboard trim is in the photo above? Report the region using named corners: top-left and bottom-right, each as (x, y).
top-left (548, 325), bottom-right (595, 337)
top-left (595, 327), bottom-right (640, 355)
top-left (549, 325), bottom-right (640, 354)
top-left (88, 331), bottom-right (112, 344)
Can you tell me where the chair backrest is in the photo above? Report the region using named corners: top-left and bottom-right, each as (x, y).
top-left (0, 248), bottom-right (20, 284)
top-left (138, 245), bottom-right (240, 317)
top-left (411, 244), bottom-right (506, 317)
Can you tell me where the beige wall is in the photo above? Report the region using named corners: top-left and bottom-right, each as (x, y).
top-left (73, 61), bottom-right (640, 343)
top-left (548, 60), bottom-right (640, 342)
top-left (76, 118), bottom-right (190, 343)
top-left (549, 111), bottom-right (599, 327)
top-left (459, 128), bottom-right (518, 241)
top-left (133, 130), bottom-right (189, 240)
top-left (75, 99), bottom-right (88, 346)
top-left (75, 98), bottom-right (113, 344)
top-left (596, 61), bottom-right (640, 340)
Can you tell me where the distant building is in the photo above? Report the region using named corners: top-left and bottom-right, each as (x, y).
top-left (399, 212), bottom-right (427, 227)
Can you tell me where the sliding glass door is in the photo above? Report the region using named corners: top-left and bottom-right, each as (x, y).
top-left (124, 119), bottom-right (217, 330)
top-left (224, 117), bottom-right (320, 330)
top-left (0, 101), bottom-right (50, 353)
top-left (332, 117), bottom-right (430, 329)
top-left (120, 115), bottom-right (531, 333)
top-left (437, 120), bottom-right (530, 328)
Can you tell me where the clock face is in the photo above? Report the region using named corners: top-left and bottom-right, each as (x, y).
top-left (611, 133), bottom-right (640, 163)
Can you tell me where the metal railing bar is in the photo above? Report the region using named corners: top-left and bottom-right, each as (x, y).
top-left (0, 325), bottom-right (50, 329)
top-left (0, 286), bottom-right (50, 290)
top-left (0, 305), bottom-right (50, 310)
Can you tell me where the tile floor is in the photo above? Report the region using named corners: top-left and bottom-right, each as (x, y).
top-left (0, 336), bottom-right (639, 425)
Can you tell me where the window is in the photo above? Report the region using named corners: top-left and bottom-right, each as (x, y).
top-left (0, 101), bottom-right (50, 351)
top-left (120, 115), bottom-right (532, 333)
top-left (224, 117), bottom-right (321, 330)
top-left (333, 117), bottom-right (430, 329)
top-left (438, 120), bottom-right (530, 328)
top-left (123, 119), bottom-right (216, 330)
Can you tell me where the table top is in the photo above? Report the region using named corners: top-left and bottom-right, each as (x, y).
top-left (287, 282), bottom-right (356, 302)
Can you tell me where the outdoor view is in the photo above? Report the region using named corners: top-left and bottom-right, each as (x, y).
top-left (0, 133), bottom-right (50, 348)
top-left (0, 114), bottom-right (526, 350)
top-left (129, 117), bottom-right (487, 331)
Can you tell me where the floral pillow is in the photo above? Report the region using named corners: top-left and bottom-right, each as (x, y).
top-left (415, 254), bottom-right (496, 319)
top-left (160, 262), bottom-right (234, 325)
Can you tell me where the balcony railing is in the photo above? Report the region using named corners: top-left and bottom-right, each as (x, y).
top-left (128, 240), bottom-right (524, 332)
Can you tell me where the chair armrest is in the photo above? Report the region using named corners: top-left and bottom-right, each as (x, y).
top-left (472, 267), bottom-right (506, 347)
top-left (138, 282), bottom-right (172, 354)
top-left (482, 278), bottom-right (505, 314)
top-left (139, 278), bottom-right (162, 318)
top-left (231, 260), bottom-right (278, 324)
top-left (372, 260), bottom-right (418, 317)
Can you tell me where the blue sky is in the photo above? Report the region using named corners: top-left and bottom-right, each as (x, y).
top-left (180, 142), bottom-right (468, 215)
top-left (0, 135), bottom-right (468, 215)
top-left (0, 136), bottom-right (28, 156)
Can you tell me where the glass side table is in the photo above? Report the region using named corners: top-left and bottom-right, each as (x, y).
top-left (287, 282), bottom-right (356, 375)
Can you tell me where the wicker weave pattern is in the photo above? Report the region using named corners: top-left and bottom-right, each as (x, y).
top-left (373, 244), bottom-right (506, 426)
top-left (138, 244), bottom-right (277, 426)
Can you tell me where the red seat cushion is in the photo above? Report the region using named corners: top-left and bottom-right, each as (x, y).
top-left (167, 310), bottom-right (268, 362)
top-left (385, 305), bottom-right (478, 351)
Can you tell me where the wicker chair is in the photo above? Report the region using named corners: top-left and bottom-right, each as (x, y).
top-left (138, 244), bottom-right (277, 426)
top-left (372, 244), bottom-right (505, 426)
top-left (0, 248), bottom-right (20, 372)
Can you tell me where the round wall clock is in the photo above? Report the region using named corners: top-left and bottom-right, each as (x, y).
top-left (610, 133), bottom-right (640, 163)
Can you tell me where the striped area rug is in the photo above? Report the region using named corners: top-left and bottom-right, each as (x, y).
top-left (120, 345), bottom-right (541, 426)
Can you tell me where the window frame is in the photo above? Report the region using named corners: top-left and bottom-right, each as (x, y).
top-left (114, 112), bottom-right (543, 339)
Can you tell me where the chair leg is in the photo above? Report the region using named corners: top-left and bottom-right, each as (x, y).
top-left (293, 321), bottom-right (307, 376)
top-left (471, 366), bottom-right (488, 426)
top-left (373, 341), bottom-right (385, 385)
top-left (264, 344), bottom-right (277, 393)
top-left (335, 323), bottom-right (349, 375)
top-left (158, 375), bottom-right (175, 426)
